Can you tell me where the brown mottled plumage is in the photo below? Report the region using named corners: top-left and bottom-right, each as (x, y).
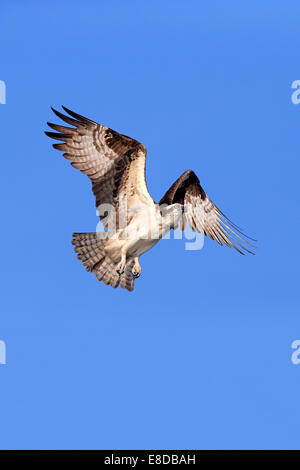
top-left (159, 170), bottom-right (256, 255)
top-left (46, 107), bottom-right (256, 292)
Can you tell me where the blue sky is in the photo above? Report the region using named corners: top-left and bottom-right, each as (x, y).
top-left (0, 0), bottom-right (300, 450)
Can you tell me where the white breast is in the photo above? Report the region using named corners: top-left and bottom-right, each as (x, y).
top-left (125, 203), bottom-right (162, 257)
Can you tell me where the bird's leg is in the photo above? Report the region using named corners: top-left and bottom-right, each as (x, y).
top-left (116, 247), bottom-right (127, 275)
top-left (132, 257), bottom-right (141, 278)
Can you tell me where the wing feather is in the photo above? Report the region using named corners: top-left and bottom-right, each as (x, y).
top-left (159, 170), bottom-right (256, 255)
top-left (45, 106), bottom-right (148, 229)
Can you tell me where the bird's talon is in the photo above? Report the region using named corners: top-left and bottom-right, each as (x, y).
top-left (116, 260), bottom-right (126, 275)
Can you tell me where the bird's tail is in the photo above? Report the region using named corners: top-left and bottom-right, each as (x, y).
top-left (72, 232), bottom-right (135, 291)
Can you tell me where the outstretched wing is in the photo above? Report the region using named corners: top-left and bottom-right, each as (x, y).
top-left (45, 106), bottom-right (149, 229)
top-left (159, 170), bottom-right (256, 255)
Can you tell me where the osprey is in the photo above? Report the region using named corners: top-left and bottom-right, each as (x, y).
top-left (46, 107), bottom-right (255, 292)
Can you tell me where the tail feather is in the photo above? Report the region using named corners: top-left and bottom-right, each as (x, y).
top-left (72, 232), bottom-right (106, 271)
top-left (72, 232), bottom-right (135, 292)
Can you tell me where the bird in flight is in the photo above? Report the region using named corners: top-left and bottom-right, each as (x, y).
top-left (45, 107), bottom-right (256, 292)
